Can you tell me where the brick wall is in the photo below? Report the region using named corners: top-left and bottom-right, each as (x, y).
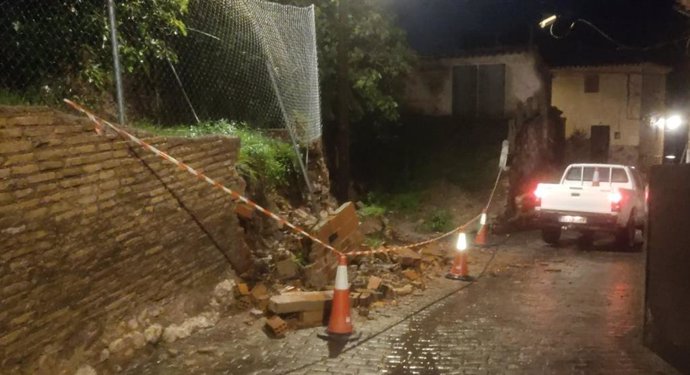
top-left (0, 106), bottom-right (253, 371)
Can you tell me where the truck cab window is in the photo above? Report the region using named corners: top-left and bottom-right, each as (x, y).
top-left (583, 167), bottom-right (610, 182)
top-left (565, 167), bottom-right (582, 181)
top-left (611, 168), bottom-right (629, 183)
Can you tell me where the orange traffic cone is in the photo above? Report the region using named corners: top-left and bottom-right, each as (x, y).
top-left (475, 211), bottom-right (489, 247)
top-left (446, 232), bottom-right (474, 281)
top-left (319, 254), bottom-right (361, 342)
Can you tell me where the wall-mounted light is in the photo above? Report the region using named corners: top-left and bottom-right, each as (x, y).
top-left (651, 114), bottom-right (685, 131)
top-left (539, 15), bottom-right (558, 29)
top-left (666, 114), bottom-right (684, 130)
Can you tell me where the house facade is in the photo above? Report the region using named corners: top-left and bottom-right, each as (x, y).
top-left (551, 63), bottom-right (670, 167)
top-left (402, 49), bottom-right (563, 216)
top-left (404, 49), bottom-right (550, 121)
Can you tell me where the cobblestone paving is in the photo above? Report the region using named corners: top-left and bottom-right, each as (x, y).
top-left (122, 232), bottom-right (679, 375)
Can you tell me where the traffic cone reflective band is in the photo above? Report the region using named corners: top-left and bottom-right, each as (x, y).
top-left (446, 232), bottom-right (474, 281)
top-left (327, 254), bottom-right (353, 336)
top-left (475, 211), bottom-right (488, 247)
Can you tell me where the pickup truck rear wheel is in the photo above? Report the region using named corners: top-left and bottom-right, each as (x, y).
top-left (616, 214), bottom-right (636, 250)
top-left (542, 228), bottom-right (561, 245)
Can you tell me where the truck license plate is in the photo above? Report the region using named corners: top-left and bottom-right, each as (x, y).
top-left (559, 215), bottom-right (587, 224)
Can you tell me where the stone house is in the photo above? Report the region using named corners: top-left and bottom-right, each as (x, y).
top-left (402, 48), bottom-right (563, 216)
top-left (404, 48), bottom-right (550, 123)
top-left (551, 63), bottom-right (670, 167)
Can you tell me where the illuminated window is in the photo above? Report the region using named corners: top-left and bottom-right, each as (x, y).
top-left (584, 74), bottom-right (599, 93)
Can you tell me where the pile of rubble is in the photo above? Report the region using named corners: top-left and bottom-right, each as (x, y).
top-left (230, 240), bottom-right (452, 338)
top-left (228, 143), bottom-right (454, 337)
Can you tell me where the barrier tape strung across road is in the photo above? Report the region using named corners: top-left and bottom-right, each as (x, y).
top-left (63, 99), bottom-right (344, 257)
top-left (352, 166), bottom-right (503, 257)
top-left (64, 99), bottom-right (503, 261)
top-left (347, 213), bottom-right (482, 257)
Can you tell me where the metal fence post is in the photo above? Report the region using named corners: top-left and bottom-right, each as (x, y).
top-left (107, 0), bottom-right (126, 125)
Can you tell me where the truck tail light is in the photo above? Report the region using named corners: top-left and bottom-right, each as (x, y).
top-left (534, 185), bottom-right (545, 207)
top-left (610, 190), bottom-right (624, 212)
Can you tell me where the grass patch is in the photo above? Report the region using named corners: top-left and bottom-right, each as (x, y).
top-left (0, 88), bottom-right (45, 106)
top-left (421, 209), bottom-right (454, 233)
top-left (133, 119), bottom-right (296, 189)
top-left (363, 234), bottom-right (385, 248)
top-left (358, 203), bottom-right (387, 218)
top-left (365, 190), bottom-right (421, 214)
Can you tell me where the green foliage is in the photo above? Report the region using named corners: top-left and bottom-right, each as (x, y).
top-left (363, 234), bottom-right (385, 248)
top-left (364, 190), bottom-right (421, 214)
top-left (422, 209), bottom-right (454, 233)
top-left (358, 203), bottom-right (387, 218)
top-left (278, 0), bottom-right (415, 123)
top-left (235, 127), bottom-right (296, 190)
top-left (1, 1), bottom-right (188, 104)
top-left (0, 88), bottom-right (43, 106)
top-left (133, 119), bottom-right (296, 189)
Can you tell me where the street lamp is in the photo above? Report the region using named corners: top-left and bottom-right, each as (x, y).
top-left (539, 15), bottom-right (558, 29)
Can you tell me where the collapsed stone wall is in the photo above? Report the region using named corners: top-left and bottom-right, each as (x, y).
top-left (0, 106), bottom-right (252, 373)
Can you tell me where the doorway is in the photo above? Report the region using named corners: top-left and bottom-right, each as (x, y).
top-left (590, 125), bottom-right (610, 163)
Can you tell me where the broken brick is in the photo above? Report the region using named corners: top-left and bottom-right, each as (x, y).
top-left (251, 283), bottom-right (268, 299)
top-left (265, 316), bottom-right (288, 338)
top-left (396, 248), bottom-right (422, 267)
top-left (235, 203), bottom-right (255, 220)
top-left (235, 283), bottom-right (250, 297)
top-left (358, 292), bottom-right (372, 307)
top-left (367, 276), bottom-right (383, 291)
top-left (402, 269), bottom-right (421, 281)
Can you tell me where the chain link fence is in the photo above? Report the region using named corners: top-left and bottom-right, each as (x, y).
top-left (0, 0), bottom-right (322, 146)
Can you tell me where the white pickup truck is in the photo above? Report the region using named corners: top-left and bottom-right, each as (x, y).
top-left (534, 163), bottom-right (647, 248)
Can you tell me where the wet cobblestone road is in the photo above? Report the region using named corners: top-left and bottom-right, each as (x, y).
top-left (123, 232), bottom-right (679, 374)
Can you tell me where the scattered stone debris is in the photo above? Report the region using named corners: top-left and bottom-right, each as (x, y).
top-left (275, 258), bottom-right (300, 280)
top-left (144, 324), bottom-right (163, 345)
top-left (394, 284), bottom-right (414, 296)
top-left (162, 312), bottom-right (219, 344)
top-left (213, 279), bottom-right (236, 308)
top-left (74, 364), bottom-right (97, 375)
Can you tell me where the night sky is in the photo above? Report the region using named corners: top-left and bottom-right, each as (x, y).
top-left (388, 0), bottom-right (690, 67)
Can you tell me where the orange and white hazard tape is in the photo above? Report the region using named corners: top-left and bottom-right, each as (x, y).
top-left (347, 212), bottom-right (482, 257)
top-left (63, 99), bottom-right (344, 257)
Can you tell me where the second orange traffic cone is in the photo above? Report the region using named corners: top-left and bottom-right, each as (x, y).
top-left (446, 232), bottom-right (474, 281)
top-left (475, 211), bottom-right (489, 247)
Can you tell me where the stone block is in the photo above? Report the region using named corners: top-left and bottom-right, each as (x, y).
top-left (268, 291), bottom-right (334, 314)
top-left (396, 247), bottom-right (422, 267)
top-left (275, 258), bottom-right (300, 280)
top-left (297, 309), bottom-right (325, 328)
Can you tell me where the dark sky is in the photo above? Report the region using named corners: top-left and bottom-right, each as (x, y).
top-left (387, 0), bottom-right (690, 66)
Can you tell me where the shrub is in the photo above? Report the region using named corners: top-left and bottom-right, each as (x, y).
top-left (133, 119), bottom-right (296, 189)
top-left (422, 209), bottom-right (454, 233)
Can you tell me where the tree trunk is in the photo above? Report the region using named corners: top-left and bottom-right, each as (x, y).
top-left (335, 0), bottom-right (350, 202)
